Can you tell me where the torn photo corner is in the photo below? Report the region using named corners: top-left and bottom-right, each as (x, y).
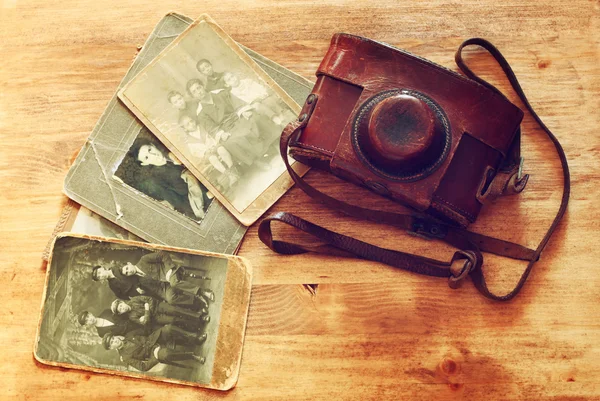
top-left (117, 14), bottom-right (310, 226)
top-left (63, 12), bottom-right (314, 250)
top-left (35, 233), bottom-right (252, 390)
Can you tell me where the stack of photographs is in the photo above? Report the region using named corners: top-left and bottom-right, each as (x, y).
top-left (38, 12), bottom-right (314, 390)
top-left (118, 15), bottom-right (309, 226)
top-left (56, 12), bottom-right (313, 253)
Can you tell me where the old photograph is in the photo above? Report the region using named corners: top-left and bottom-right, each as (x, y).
top-left (114, 126), bottom-right (214, 223)
top-left (63, 13), bottom-right (251, 254)
top-left (42, 201), bottom-right (144, 261)
top-left (118, 15), bottom-right (308, 225)
top-left (69, 206), bottom-right (144, 242)
top-left (35, 235), bottom-right (244, 387)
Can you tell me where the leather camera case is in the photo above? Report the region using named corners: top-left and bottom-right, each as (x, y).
top-left (289, 34), bottom-right (525, 227)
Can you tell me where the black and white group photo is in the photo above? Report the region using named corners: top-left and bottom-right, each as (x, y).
top-left (119, 19), bottom-right (298, 214)
top-left (36, 236), bottom-right (229, 384)
top-left (169, 59), bottom-right (294, 201)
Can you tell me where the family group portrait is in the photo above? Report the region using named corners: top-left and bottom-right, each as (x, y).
top-left (119, 18), bottom-right (298, 215)
top-left (169, 57), bottom-right (294, 199)
top-left (36, 236), bottom-right (229, 385)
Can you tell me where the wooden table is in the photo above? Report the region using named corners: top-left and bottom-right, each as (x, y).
top-left (1, 1), bottom-right (599, 399)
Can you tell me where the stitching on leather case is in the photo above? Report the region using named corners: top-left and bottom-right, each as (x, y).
top-left (432, 195), bottom-right (476, 222)
top-left (290, 147), bottom-right (332, 162)
top-left (292, 142), bottom-right (334, 156)
top-left (350, 89), bottom-right (451, 182)
top-left (430, 202), bottom-right (470, 227)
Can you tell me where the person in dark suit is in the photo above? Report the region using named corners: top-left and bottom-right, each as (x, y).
top-left (103, 325), bottom-right (206, 372)
top-left (92, 265), bottom-right (207, 311)
top-left (196, 59), bottom-right (226, 91)
top-left (77, 309), bottom-right (145, 337)
top-left (185, 78), bottom-right (248, 133)
top-left (92, 265), bottom-right (140, 300)
top-left (110, 296), bottom-right (210, 330)
top-left (120, 251), bottom-right (214, 302)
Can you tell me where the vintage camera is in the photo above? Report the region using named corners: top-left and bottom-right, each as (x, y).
top-left (287, 34), bottom-right (528, 227)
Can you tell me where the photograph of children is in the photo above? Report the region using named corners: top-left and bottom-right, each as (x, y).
top-left (113, 127), bottom-right (214, 223)
top-left (35, 236), bottom-right (229, 385)
top-left (118, 15), bottom-right (306, 225)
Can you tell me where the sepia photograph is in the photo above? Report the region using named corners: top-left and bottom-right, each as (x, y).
top-left (63, 13), bottom-right (250, 254)
top-left (113, 126), bottom-right (214, 223)
top-left (35, 234), bottom-right (252, 390)
top-left (69, 206), bottom-right (144, 242)
top-left (118, 14), bottom-right (308, 226)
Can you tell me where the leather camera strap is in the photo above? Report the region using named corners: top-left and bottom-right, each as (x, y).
top-left (259, 38), bottom-right (570, 301)
top-left (454, 38), bottom-right (570, 299)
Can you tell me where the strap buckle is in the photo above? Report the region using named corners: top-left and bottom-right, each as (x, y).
top-left (448, 250), bottom-right (478, 289)
top-left (506, 156), bottom-right (529, 195)
top-left (516, 156), bottom-right (524, 180)
top-left (408, 217), bottom-right (447, 240)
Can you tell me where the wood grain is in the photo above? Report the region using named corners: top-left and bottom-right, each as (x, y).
top-left (1, 0), bottom-right (599, 399)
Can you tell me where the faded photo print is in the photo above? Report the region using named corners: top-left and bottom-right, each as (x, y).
top-left (120, 19), bottom-right (296, 213)
top-left (70, 206), bottom-right (144, 242)
top-left (36, 236), bottom-right (228, 385)
top-left (114, 127), bottom-right (214, 223)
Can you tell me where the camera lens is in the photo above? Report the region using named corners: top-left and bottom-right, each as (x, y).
top-left (352, 89), bottom-right (451, 181)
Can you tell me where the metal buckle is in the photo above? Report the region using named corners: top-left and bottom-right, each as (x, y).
top-left (408, 217), bottom-right (447, 240)
top-left (507, 156), bottom-right (529, 194)
top-left (517, 156), bottom-right (524, 180)
top-left (448, 250), bottom-right (478, 289)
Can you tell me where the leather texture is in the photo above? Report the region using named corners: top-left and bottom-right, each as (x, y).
top-left (290, 33), bottom-right (526, 226)
top-left (262, 36), bottom-right (570, 301)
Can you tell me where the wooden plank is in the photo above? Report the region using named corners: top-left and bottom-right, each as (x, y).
top-left (1, 0), bottom-right (599, 399)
